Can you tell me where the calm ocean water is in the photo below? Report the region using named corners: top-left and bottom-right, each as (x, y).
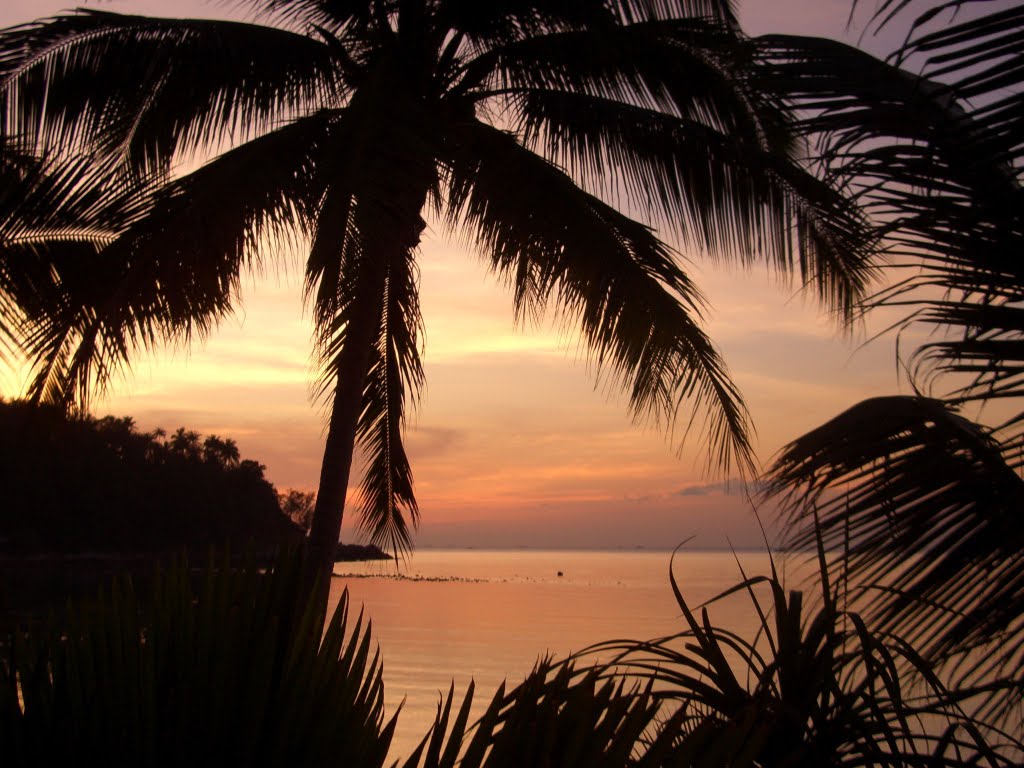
top-left (326, 548), bottom-right (817, 761)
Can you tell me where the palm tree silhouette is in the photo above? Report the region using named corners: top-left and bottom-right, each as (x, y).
top-left (760, 0), bottom-right (1024, 719)
top-left (0, 0), bottom-right (873, 591)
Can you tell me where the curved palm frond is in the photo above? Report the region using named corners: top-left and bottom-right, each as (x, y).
top-left (4, 112), bottom-right (336, 407)
top-left (908, 300), bottom-right (1024, 408)
top-left (440, 0), bottom-right (737, 48)
top-left (514, 87), bottom-right (876, 319)
top-left (757, 24), bottom-right (1023, 403)
top-left (460, 19), bottom-right (758, 133)
top-left (239, 0), bottom-right (376, 32)
top-left (444, 120), bottom-right (753, 476)
top-left (577, 548), bottom-right (1020, 766)
top-left (763, 396), bottom-right (1024, 719)
top-left (0, 153), bottom-right (159, 405)
top-left (300, 90), bottom-right (440, 558)
top-left (0, 10), bottom-right (342, 177)
top-left (403, 662), bottom-right (674, 768)
top-left (440, 0), bottom-right (615, 47)
top-left (451, 18), bottom-right (877, 322)
top-left (309, 207), bottom-right (425, 558)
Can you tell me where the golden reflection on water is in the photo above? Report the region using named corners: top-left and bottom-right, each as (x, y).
top-left (326, 549), bottom-right (813, 761)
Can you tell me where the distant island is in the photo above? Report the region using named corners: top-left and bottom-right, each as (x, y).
top-left (335, 543), bottom-right (391, 562)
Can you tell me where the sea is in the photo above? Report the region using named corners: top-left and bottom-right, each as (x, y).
top-left (326, 548), bottom-right (818, 761)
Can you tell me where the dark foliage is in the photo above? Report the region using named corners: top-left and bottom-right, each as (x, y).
top-left (402, 663), bottom-right (671, 768)
top-left (765, 397), bottom-right (1024, 665)
top-left (759, 0), bottom-right (1024, 723)
top-left (0, 549), bottom-right (396, 766)
top-left (0, 399), bottom-right (300, 556)
top-left (4, 545), bottom-right (1019, 767)
top-left (279, 488), bottom-right (317, 532)
top-left (406, 549), bottom-right (1021, 767)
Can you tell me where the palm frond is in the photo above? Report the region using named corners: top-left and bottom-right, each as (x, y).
top-left (858, 0), bottom-right (1021, 84)
top-left (311, 235), bottom-right (423, 558)
top-left (352, 251), bottom-right (424, 558)
top-left (444, 120), bottom-right (753, 476)
top-left (3, 113), bottom-right (335, 407)
top-left (303, 93), bottom-right (438, 555)
top-left (907, 299), bottom-right (1024, 406)
top-left (514, 87), bottom-right (876, 320)
top-left (578, 547), bottom-right (1019, 766)
top-left (402, 660), bottom-right (672, 768)
top-left (0, 10), bottom-right (342, 177)
top-left (459, 18), bottom-right (748, 118)
top-left (455, 18), bottom-right (876, 321)
top-left (763, 396), bottom-right (1024, 718)
top-left (239, 0), bottom-right (376, 33)
top-left (1, 548), bottom-right (397, 765)
top-left (440, 0), bottom-right (736, 51)
top-left (757, 29), bottom-right (1023, 403)
top-left (439, 0), bottom-right (614, 49)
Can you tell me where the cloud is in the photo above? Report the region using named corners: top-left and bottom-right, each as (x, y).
top-left (407, 426), bottom-right (466, 458)
top-left (675, 479), bottom-right (735, 497)
top-left (673, 478), bottom-right (769, 498)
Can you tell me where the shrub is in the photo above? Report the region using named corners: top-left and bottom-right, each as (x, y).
top-left (0, 549), bottom-right (396, 766)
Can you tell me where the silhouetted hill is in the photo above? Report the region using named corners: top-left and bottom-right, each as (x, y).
top-left (0, 400), bottom-right (302, 556)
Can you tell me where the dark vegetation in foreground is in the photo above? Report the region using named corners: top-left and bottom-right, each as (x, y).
top-left (3, 548), bottom-right (1020, 767)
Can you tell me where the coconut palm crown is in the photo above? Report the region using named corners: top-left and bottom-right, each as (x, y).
top-left (0, 0), bottom-right (873, 584)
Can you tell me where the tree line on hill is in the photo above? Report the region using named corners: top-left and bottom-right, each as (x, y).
top-left (0, 399), bottom-right (302, 556)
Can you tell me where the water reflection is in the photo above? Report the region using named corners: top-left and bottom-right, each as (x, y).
top-left (327, 548), bottom-right (811, 761)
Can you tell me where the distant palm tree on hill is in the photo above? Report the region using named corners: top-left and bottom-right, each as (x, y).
top-left (0, 0), bottom-right (873, 593)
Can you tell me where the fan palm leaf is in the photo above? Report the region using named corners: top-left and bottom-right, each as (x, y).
top-left (1, 548), bottom-right (398, 765)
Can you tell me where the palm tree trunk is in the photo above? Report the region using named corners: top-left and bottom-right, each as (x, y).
top-left (305, 182), bottom-right (429, 608)
top-left (307, 258), bottom-right (388, 606)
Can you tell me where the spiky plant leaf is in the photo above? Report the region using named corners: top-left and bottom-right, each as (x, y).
top-left (0, 548), bottom-right (397, 766)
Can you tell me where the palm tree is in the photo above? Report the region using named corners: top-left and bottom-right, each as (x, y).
top-left (0, 0), bottom-right (874, 593)
top-left (202, 434), bottom-right (241, 468)
top-left (758, 0), bottom-right (1024, 718)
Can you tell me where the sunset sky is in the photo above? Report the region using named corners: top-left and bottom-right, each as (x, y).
top-left (1, 0), bottom-right (918, 549)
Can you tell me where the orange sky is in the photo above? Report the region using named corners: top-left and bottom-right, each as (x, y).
top-left (1, 0), bottom-right (914, 548)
